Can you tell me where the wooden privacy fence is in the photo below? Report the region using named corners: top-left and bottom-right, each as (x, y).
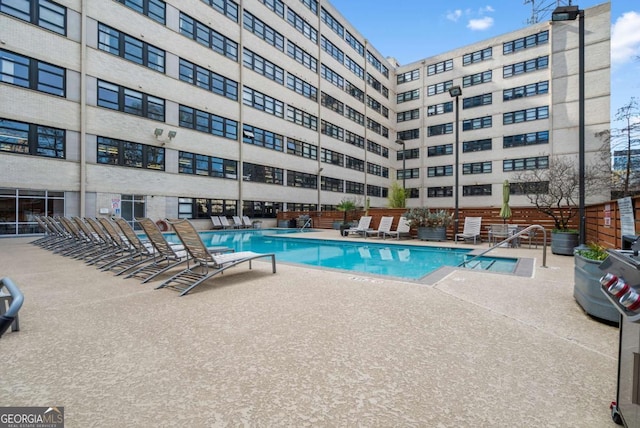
top-left (278, 195), bottom-right (640, 248)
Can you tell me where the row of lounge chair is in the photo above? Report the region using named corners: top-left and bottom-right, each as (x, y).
top-left (344, 216), bottom-right (411, 240)
top-left (33, 216), bottom-right (276, 296)
top-left (211, 215), bottom-right (254, 230)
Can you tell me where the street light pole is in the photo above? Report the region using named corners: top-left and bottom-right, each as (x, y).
top-left (552, 5), bottom-right (585, 245)
top-left (395, 139), bottom-right (406, 191)
top-left (448, 85), bottom-right (462, 237)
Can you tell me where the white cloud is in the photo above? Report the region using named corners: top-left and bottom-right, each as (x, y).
top-left (480, 5), bottom-right (495, 14)
top-left (446, 9), bottom-right (462, 22)
top-left (611, 11), bottom-right (640, 66)
top-left (467, 16), bottom-right (494, 31)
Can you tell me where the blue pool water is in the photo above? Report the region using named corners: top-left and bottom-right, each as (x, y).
top-left (162, 229), bottom-right (518, 280)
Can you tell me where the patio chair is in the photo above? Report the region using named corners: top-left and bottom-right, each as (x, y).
top-left (383, 217), bottom-right (411, 240)
top-left (105, 217), bottom-right (159, 275)
top-left (242, 216), bottom-right (254, 228)
top-left (123, 217), bottom-right (193, 284)
top-left (211, 216), bottom-right (223, 229)
top-left (365, 216), bottom-right (394, 239)
top-left (232, 216), bottom-right (246, 228)
top-left (157, 219), bottom-right (276, 296)
top-left (218, 216), bottom-right (236, 229)
top-left (454, 216), bottom-right (482, 244)
top-left (346, 216), bottom-right (372, 237)
top-left (488, 223), bottom-right (510, 246)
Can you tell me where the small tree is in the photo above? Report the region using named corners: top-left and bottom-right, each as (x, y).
top-left (336, 197), bottom-right (357, 225)
top-left (387, 182), bottom-right (406, 208)
top-left (511, 155), bottom-right (608, 231)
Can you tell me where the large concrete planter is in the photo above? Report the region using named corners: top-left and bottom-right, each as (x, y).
top-left (573, 252), bottom-right (618, 323)
top-left (417, 226), bottom-right (446, 241)
top-left (551, 231), bottom-right (579, 255)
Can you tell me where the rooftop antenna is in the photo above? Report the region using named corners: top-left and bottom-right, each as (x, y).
top-left (524, 0), bottom-right (571, 24)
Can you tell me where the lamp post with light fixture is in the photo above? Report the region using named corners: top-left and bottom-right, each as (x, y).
top-left (395, 139), bottom-right (406, 191)
top-left (552, 5), bottom-right (585, 245)
top-left (448, 85), bottom-right (462, 237)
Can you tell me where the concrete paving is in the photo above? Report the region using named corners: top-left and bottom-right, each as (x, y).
top-left (0, 232), bottom-right (620, 427)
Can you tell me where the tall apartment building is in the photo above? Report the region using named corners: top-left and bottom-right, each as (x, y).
top-left (0, 0), bottom-right (611, 235)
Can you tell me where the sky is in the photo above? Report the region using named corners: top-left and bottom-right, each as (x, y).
top-left (328, 0), bottom-right (640, 133)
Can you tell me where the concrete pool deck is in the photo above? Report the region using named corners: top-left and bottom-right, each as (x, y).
top-left (0, 232), bottom-right (620, 427)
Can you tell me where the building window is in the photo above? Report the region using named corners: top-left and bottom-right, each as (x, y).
top-left (179, 12), bottom-right (238, 61)
top-left (244, 10), bottom-right (284, 51)
top-left (180, 198), bottom-right (238, 219)
top-left (345, 131), bottom-right (365, 149)
top-left (202, 0), bottom-right (238, 22)
top-left (243, 163), bottom-right (283, 185)
top-left (179, 151), bottom-right (237, 179)
top-left (300, 0), bottom-right (317, 15)
top-left (367, 73), bottom-right (388, 98)
top-left (462, 116), bottom-right (492, 131)
top-left (367, 162), bottom-right (389, 178)
top-left (260, 0), bottom-right (284, 17)
top-left (503, 56), bottom-right (548, 78)
top-left (0, 188), bottom-right (65, 235)
top-left (321, 176), bottom-right (343, 192)
top-left (397, 129), bottom-right (419, 141)
top-left (463, 138), bottom-right (492, 152)
top-left (286, 106), bottom-right (318, 131)
top-left (320, 148), bottom-right (344, 167)
top-left (397, 69), bottom-right (419, 84)
top-left (243, 49), bottom-right (284, 85)
top-left (427, 186), bottom-right (453, 198)
top-left (321, 7), bottom-right (344, 37)
top-left (503, 131), bottom-right (549, 148)
top-left (463, 184), bottom-right (492, 196)
top-left (511, 181), bottom-right (549, 195)
top-left (1, 0), bottom-right (66, 35)
top-left (397, 109), bottom-right (419, 123)
top-left (321, 120), bottom-right (344, 141)
top-left (427, 101), bottom-right (453, 116)
top-left (0, 49), bottom-right (65, 96)
top-left (397, 89), bottom-right (419, 103)
top-left (114, 0), bottom-right (165, 24)
top-left (397, 168), bottom-right (419, 180)
top-left (179, 105), bottom-right (238, 140)
top-left (427, 80), bottom-right (453, 96)
top-left (321, 64), bottom-right (343, 90)
top-left (366, 118), bottom-right (388, 138)
top-left (367, 140), bottom-right (389, 158)
top-left (462, 70), bottom-right (492, 88)
top-left (98, 23), bottom-right (165, 72)
top-left (503, 30), bottom-right (549, 54)
top-left (503, 81), bottom-right (548, 101)
top-left (462, 47), bottom-right (492, 65)
top-left (463, 93), bottom-right (492, 109)
top-left (345, 156), bottom-right (364, 172)
top-left (321, 92), bottom-right (344, 114)
top-left (463, 161), bottom-right (492, 175)
top-left (0, 118), bottom-right (64, 158)
top-left (427, 144), bottom-right (453, 157)
top-left (397, 148), bottom-right (420, 160)
top-left (287, 74), bottom-right (317, 101)
top-left (345, 181), bottom-right (365, 195)
top-left (98, 80), bottom-right (165, 121)
top-left (345, 30), bottom-right (364, 57)
top-left (287, 137), bottom-right (317, 160)
top-left (427, 59), bottom-right (453, 76)
top-left (366, 50), bottom-right (388, 78)
top-left (287, 170), bottom-right (317, 188)
top-left (179, 58), bottom-right (237, 99)
top-left (428, 165), bottom-right (453, 177)
top-left (97, 136), bottom-right (164, 170)
top-left (287, 40), bottom-right (317, 72)
top-left (503, 156), bottom-right (549, 171)
top-left (428, 123), bottom-right (453, 137)
top-left (243, 200), bottom-right (280, 218)
top-left (367, 184), bottom-right (388, 198)
top-left (345, 106), bottom-right (364, 125)
top-left (242, 87), bottom-right (284, 117)
top-left (243, 124), bottom-right (283, 152)
top-left (503, 106), bottom-right (549, 125)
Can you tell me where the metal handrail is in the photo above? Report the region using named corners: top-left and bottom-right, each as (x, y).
top-left (299, 218), bottom-right (312, 232)
top-left (459, 225), bottom-right (548, 268)
top-left (0, 277), bottom-right (24, 338)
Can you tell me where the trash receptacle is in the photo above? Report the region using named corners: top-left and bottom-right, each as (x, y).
top-left (622, 235), bottom-right (639, 251)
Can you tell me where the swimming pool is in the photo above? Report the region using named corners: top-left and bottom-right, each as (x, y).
top-left (162, 228), bottom-right (519, 280)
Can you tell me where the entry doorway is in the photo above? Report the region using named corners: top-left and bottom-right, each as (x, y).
top-left (121, 194), bottom-right (145, 230)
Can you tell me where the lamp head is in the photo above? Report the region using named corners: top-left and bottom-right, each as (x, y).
top-left (154, 128), bottom-right (163, 138)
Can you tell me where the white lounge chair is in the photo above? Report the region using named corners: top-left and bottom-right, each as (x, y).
top-left (211, 216), bottom-right (223, 229)
top-left (218, 216), bottom-right (235, 229)
top-left (242, 216), bottom-right (254, 228)
top-left (454, 216), bottom-right (482, 244)
top-left (346, 216), bottom-right (372, 237)
top-left (365, 216), bottom-right (394, 239)
top-left (232, 216), bottom-right (245, 228)
top-left (384, 217), bottom-right (411, 240)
